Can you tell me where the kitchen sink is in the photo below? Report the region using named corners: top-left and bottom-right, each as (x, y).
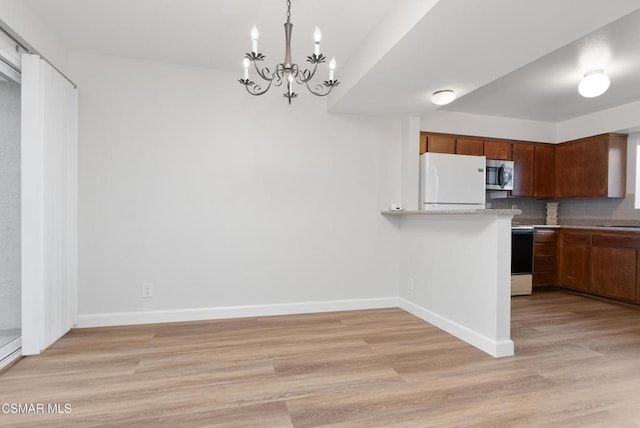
top-left (597, 224), bottom-right (640, 228)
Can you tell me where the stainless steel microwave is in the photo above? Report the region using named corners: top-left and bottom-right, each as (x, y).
top-left (486, 159), bottom-right (514, 190)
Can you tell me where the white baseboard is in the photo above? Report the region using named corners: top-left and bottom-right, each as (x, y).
top-left (398, 298), bottom-right (514, 358)
top-left (76, 297), bottom-right (400, 328)
top-left (75, 297), bottom-right (513, 359)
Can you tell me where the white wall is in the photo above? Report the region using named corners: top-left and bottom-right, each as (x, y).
top-left (421, 111), bottom-right (557, 143)
top-left (0, 0), bottom-right (68, 72)
top-left (399, 117), bottom-right (421, 211)
top-left (0, 81), bottom-right (20, 330)
top-left (556, 100), bottom-right (640, 143)
top-left (68, 52), bottom-right (402, 323)
top-left (395, 214), bottom-right (514, 357)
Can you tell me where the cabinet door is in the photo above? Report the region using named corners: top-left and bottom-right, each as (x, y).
top-left (607, 134), bottom-right (627, 197)
top-left (484, 140), bottom-right (510, 160)
top-left (456, 138), bottom-right (484, 156)
top-left (426, 135), bottom-right (456, 154)
top-left (511, 144), bottom-right (534, 197)
top-left (555, 142), bottom-right (584, 198)
top-left (582, 136), bottom-right (608, 197)
top-left (558, 231), bottom-right (590, 291)
top-left (534, 242), bottom-right (557, 257)
top-left (533, 144), bottom-right (555, 198)
top-left (590, 246), bottom-right (636, 301)
top-left (637, 252), bottom-right (640, 304)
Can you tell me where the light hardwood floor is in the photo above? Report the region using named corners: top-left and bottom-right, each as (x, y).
top-left (2, 290), bottom-right (640, 427)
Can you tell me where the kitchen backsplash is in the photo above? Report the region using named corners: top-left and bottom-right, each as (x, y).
top-left (486, 195), bottom-right (546, 218)
top-left (487, 193), bottom-right (640, 221)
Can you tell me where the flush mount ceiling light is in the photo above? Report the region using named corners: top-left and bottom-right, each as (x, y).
top-left (578, 70), bottom-right (610, 98)
top-left (431, 89), bottom-right (456, 106)
top-left (238, 0), bottom-right (339, 105)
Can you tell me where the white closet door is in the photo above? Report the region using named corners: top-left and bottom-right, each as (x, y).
top-left (21, 54), bottom-right (78, 355)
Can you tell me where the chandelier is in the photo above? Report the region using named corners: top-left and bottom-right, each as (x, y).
top-left (239, 0), bottom-right (340, 104)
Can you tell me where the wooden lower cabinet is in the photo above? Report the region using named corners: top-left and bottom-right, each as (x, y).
top-left (589, 233), bottom-right (640, 302)
top-left (637, 252), bottom-right (640, 304)
top-left (590, 246), bottom-right (637, 301)
top-left (557, 229), bottom-right (640, 305)
top-left (558, 230), bottom-right (590, 291)
top-left (533, 229), bottom-right (557, 287)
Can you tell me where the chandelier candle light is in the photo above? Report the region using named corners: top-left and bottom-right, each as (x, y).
top-left (239, 0), bottom-right (340, 104)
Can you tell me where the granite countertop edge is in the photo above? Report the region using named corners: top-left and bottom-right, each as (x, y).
top-left (541, 225), bottom-right (640, 232)
top-left (514, 219), bottom-right (640, 232)
top-left (381, 209), bottom-right (521, 216)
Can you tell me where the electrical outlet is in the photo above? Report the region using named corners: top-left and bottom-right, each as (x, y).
top-left (142, 283), bottom-right (153, 298)
top-left (511, 204), bottom-right (518, 210)
top-left (408, 277), bottom-right (414, 291)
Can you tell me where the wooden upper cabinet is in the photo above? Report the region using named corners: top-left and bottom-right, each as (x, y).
top-left (418, 131), bottom-right (626, 200)
top-left (456, 138), bottom-right (484, 156)
top-left (511, 143), bottom-right (534, 197)
top-left (555, 134), bottom-right (626, 198)
top-left (419, 133), bottom-right (428, 154)
top-left (582, 135), bottom-right (608, 197)
top-left (484, 140), bottom-right (511, 160)
top-left (555, 141), bottom-right (583, 198)
top-left (603, 133), bottom-right (626, 198)
top-left (424, 134), bottom-right (456, 154)
top-left (533, 144), bottom-right (555, 198)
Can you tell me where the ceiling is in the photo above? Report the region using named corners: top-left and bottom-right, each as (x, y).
top-left (23, 0), bottom-right (640, 123)
top-left (25, 0), bottom-right (395, 74)
top-left (440, 7), bottom-right (640, 122)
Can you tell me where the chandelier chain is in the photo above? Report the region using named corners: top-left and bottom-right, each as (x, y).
top-left (286, 0), bottom-right (291, 23)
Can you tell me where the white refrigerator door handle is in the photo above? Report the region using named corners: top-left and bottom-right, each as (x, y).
top-left (433, 167), bottom-right (439, 203)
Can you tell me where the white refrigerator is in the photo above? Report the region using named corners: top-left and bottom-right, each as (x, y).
top-left (419, 152), bottom-right (486, 210)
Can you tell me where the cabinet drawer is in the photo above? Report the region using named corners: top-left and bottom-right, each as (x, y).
top-left (534, 243), bottom-right (557, 257)
top-left (533, 272), bottom-right (556, 286)
top-left (534, 230), bottom-right (557, 243)
top-left (534, 256), bottom-right (556, 272)
top-left (561, 231), bottom-right (590, 245)
top-left (591, 234), bottom-right (640, 249)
